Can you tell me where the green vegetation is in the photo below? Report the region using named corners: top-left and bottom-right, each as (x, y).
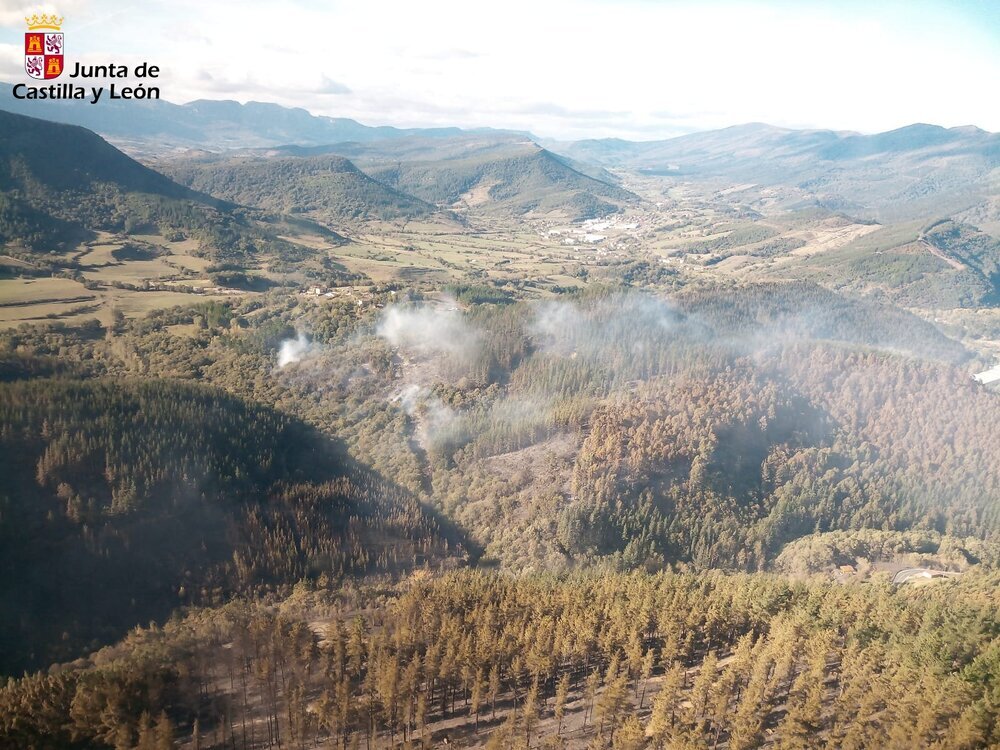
top-left (163, 154), bottom-right (434, 224)
top-left (796, 220), bottom-right (1000, 308)
top-left (775, 529), bottom-right (1000, 575)
top-left (683, 225), bottom-right (779, 255)
top-left (2, 282), bottom-right (985, 581)
top-left (0, 111), bottom-right (328, 264)
top-left (369, 143), bottom-right (638, 219)
top-left (444, 283), bottom-right (514, 305)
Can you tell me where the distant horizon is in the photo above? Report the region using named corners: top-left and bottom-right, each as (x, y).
top-left (128, 98), bottom-right (1000, 142)
top-left (2, 81), bottom-right (997, 145)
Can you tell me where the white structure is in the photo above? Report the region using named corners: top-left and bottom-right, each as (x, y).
top-left (973, 365), bottom-right (1000, 385)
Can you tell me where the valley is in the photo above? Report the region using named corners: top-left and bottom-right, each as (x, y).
top-left (1, 94), bottom-right (999, 750)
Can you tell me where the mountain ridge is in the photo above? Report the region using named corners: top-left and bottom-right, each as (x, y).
top-left (0, 83), bottom-right (530, 151)
top-left (0, 109), bottom-right (342, 255)
top-left (159, 151), bottom-right (436, 223)
top-left (4, 82), bottom-right (994, 155)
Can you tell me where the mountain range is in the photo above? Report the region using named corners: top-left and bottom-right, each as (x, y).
top-left (552, 122), bottom-right (1000, 222)
top-left (4, 89), bottom-right (997, 227)
top-left (152, 133), bottom-right (640, 222)
top-left (0, 82), bottom-right (521, 151)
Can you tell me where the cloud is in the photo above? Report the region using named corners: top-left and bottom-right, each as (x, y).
top-left (0, 0), bottom-right (97, 33)
top-left (193, 69), bottom-right (254, 94)
top-left (0, 0), bottom-right (59, 27)
top-left (405, 46), bottom-right (480, 61)
top-left (2, 0), bottom-right (998, 138)
top-left (190, 68), bottom-right (351, 99)
top-left (514, 102), bottom-right (628, 120)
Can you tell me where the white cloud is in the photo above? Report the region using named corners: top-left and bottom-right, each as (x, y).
top-left (0, 0), bottom-right (997, 138)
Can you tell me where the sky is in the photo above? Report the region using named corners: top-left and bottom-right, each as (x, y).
top-left (0, 0), bottom-right (998, 140)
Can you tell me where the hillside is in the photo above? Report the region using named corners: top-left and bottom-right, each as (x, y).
top-left (790, 219), bottom-right (1000, 308)
top-left (159, 152), bottom-right (434, 223)
top-left (5, 282), bottom-right (987, 576)
top-left (0, 110), bottom-right (314, 259)
top-left (351, 137), bottom-right (639, 219)
top-left (552, 122), bottom-right (1000, 223)
top-left (0, 377), bottom-right (455, 675)
top-left (3, 569), bottom-right (999, 749)
top-left (5, 4), bottom-right (1000, 746)
top-left (555, 123), bottom-right (847, 175)
top-left (0, 111), bottom-right (200, 202)
top-left (0, 110), bottom-right (216, 249)
top-left (2, 266), bottom-right (999, 748)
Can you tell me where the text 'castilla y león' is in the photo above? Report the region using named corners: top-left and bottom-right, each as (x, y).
top-left (13, 63), bottom-right (162, 104)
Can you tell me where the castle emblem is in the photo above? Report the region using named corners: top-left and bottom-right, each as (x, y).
top-left (25, 14), bottom-right (64, 80)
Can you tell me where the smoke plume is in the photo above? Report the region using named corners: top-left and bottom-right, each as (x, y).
top-left (376, 304), bottom-right (482, 361)
top-left (277, 333), bottom-right (314, 368)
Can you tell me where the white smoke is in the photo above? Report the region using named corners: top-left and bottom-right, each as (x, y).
top-left (528, 300), bottom-right (586, 357)
top-left (394, 383), bottom-right (424, 415)
top-left (392, 384), bottom-right (464, 449)
top-left (376, 303), bottom-right (481, 360)
top-left (277, 333), bottom-right (314, 368)
top-left (528, 294), bottom-right (677, 358)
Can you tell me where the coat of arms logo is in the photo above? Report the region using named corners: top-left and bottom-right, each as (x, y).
top-left (24, 14), bottom-right (64, 80)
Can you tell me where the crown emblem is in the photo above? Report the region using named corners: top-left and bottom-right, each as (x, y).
top-left (25, 14), bottom-right (64, 31)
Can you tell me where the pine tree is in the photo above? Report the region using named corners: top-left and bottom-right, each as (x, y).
top-left (613, 714), bottom-right (644, 750)
top-left (649, 665), bottom-right (683, 746)
top-left (153, 711), bottom-right (173, 750)
top-left (554, 672), bottom-right (570, 737)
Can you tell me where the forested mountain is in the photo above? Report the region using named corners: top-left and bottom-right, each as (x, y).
top-left (382, 286), bottom-right (992, 571)
top-left (0, 110), bottom-right (209, 249)
top-left (152, 133), bottom-right (639, 220)
top-left (360, 140), bottom-right (638, 218)
top-left (0, 111), bottom-right (200, 202)
top-left (674, 280), bottom-right (970, 360)
top-left (0, 377), bottom-right (456, 675)
top-left (2, 282), bottom-right (985, 577)
top-left (0, 110), bottom-right (304, 257)
top-left (565, 344), bottom-right (1000, 569)
top-left (159, 153), bottom-right (434, 223)
top-left (3, 94), bottom-right (1000, 750)
top-left (151, 133), bottom-right (637, 220)
top-left (2, 268), bottom-right (1000, 747)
